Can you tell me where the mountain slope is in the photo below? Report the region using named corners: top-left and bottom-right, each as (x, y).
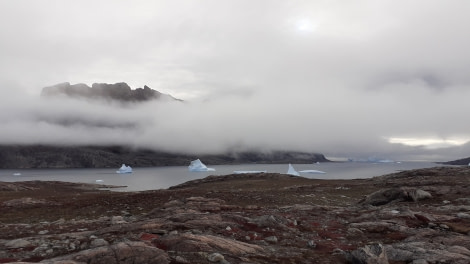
top-left (0, 145), bottom-right (329, 169)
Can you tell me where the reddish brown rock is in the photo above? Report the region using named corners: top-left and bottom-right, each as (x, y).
top-left (45, 242), bottom-right (169, 264)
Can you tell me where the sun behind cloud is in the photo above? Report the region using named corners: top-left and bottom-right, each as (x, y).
top-left (292, 18), bottom-right (318, 33)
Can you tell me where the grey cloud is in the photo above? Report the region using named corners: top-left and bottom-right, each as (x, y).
top-left (1, 1), bottom-right (470, 161)
top-left (367, 71), bottom-right (453, 92)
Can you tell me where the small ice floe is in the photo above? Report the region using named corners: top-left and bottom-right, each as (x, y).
top-left (299, 169), bottom-right (326, 174)
top-left (188, 159), bottom-right (215, 172)
top-left (116, 164), bottom-right (133, 174)
top-left (13, 173), bottom-right (22, 176)
top-left (287, 164), bottom-right (300, 176)
top-left (390, 210), bottom-right (400, 214)
top-left (95, 180), bottom-right (104, 183)
top-left (233, 170), bottom-right (267, 174)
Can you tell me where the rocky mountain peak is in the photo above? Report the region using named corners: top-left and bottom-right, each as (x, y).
top-left (41, 82), bottom-right (181, 102)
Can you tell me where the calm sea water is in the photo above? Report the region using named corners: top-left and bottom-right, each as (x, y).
top-left (0, 162), bottom-right (444, 192)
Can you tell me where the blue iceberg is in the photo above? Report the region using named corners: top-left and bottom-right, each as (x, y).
top-left (188, 159), bottom-right (215, 172)
top-left (116, 164), bottom-right (133, 174)
top-left (287, 163), bottom-right (300, 176)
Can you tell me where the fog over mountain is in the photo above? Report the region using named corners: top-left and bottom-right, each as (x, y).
top-left (41, 82), bottom-right (181, 103)
top-left (1, 1), bottom-right (470, 161)
top-left (1, 82), bottom-right (468, 161)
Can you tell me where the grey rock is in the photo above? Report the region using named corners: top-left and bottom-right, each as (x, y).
top-left (385, 241), bottom-right (470, 263)
top-left (457, 212), bottom-right (470, 219)
top-left (111, 216), bottom-right (127, 224)
top-left (407, 189), bottom-right (432, 202)
top-left (5, 238), bottom-right (33, 249)
top-left (174, 256), bottom-right (190, 263)
top-left (155, 233), bottom-right (263, 255)
top-left (440, 224), bottom-right (450, 229)
top-left (307, 240), bottom-right (316, 248)
top-left (3, 197), bottom-right (59, 207)
top-left (264, 236), bottom-right (278, 244)
top-left (207, 252), bottom-right (225, 262)
top-left (455, 198), bottom-right (470, 204)
top-left (44, 241), bottom-right (169, 264)
top-left (90, 238), bottom-right (109, 248)
top-left (347, 243), bottom-right (389, 264)
top-left (359, 187), bottom-right (431, 206)
top-left (385, 245), bottom-right (416, 262)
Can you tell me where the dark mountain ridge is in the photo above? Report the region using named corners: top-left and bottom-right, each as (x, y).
top-left (0, 145), bottom-right (330, 169)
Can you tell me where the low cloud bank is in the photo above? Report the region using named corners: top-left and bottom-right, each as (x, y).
top-left (1, 84), bottom-right (469, 162)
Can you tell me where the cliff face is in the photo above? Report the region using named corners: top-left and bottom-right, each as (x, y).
top-left (41, 82), bottom-right (181, 102)
top-left (0, 145), bottom-right (329, 169)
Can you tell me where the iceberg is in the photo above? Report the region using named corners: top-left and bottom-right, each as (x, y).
top-left (116, 164), bottom-right (133, 174)
top-left (233, 170), bottom-right (267, 174)
top-left (299, 169), bottom-right (326, 174)
top-left (287, 163), bottom-right (300, 176)
top-left (348, 157), bottom-right (395, 163)
top-left (188, 159), bottom-right (215, 172)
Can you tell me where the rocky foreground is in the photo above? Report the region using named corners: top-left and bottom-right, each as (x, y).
top-left (1, 166), bottom-right (470, 263)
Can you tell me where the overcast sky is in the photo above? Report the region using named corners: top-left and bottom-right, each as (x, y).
top-left (1, 0), bottom-right (470, 161)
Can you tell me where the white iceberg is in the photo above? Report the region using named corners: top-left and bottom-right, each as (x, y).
top-left (299, 169), bottom-right (326, 174)
top-left (348, 157), bottom-right (395, 163)
top-left (233, 170), bottom-right (267, 174)
top-left (13, 173), bottom-right (22, 176)
top-left (188, 159), bottom-right (215, 172)
top-left (116, 164), bottom-right (133, 174)
top-left (287, 163), bottom-right (300, 176)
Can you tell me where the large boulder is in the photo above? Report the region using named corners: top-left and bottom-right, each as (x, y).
top-left (154, 233), bottom-right (263, 255)
top-left (42, 241), bottom-right (169, 264)
top-left (346, 243), bottom-right (389, 264)
top-left (359, 188), bottom-right (431, 206)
